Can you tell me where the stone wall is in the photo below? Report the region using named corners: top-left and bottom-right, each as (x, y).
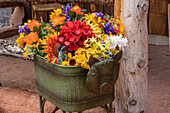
top-left (0, 7), bottom-right (12, 28)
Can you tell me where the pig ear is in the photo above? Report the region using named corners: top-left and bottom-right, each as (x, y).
top-left (112, 50), bottom-right (122, 61)
top-left (88, 55), bottom-right (100, 67)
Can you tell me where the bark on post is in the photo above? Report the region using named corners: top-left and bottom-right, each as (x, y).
top-left (168, 3), bottom-right (170, 51)
top-left (115, 0), bottom-right (149, 113)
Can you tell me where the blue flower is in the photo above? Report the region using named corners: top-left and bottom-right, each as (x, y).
top-left (106, 50), bottom-right (113, 58)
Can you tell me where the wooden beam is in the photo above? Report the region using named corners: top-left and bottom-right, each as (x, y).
top-left (0, 26), bottom-right (18, 39)
top-left (32, 3), bottom-right (63, 12)
top-left (0, 1), bottom-right (22, 8)
top-left (115, 0), bottom-right (148, 113)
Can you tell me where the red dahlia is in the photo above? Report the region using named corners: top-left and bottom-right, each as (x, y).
top-left (57, 20), bottom-right (95, 52)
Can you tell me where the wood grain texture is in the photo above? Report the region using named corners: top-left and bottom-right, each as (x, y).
top-left (114, 0), bottom-right (121, 19)
top-left (115, 0), bottom-right (148, 113)
top-left (149, 0), bottom-right (168, 36)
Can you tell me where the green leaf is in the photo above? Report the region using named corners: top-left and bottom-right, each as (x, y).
top-left (63, 21), bottom-right (66, 26)
top-left (32, 48), bottom-right (37, 54)
top-left (39, 50), bottom-right (47, 57)
top-left (24, 33), bottom-right (28, 37)
top-left (102, 27), bottom-right (106, 34)
top-left (75, 16), bottom-right (78, 20)
top-left (45, 23), bottom-right (50, 27)
top-left (40, 17), bottom-right (43, 22)
top-left (27, 46), bottom-right (34, 53)
top-left (62, 5), bottom-right (65, 9)
top-left (78, 15), bottom-right (85, 21)
top-left (41, 22), bottom-right (46, 27)
top-left (33, 26), bottom-right (39, 32)
top-left (41, 31), bottom-right (46, 36)
top-left (68, 10), bottom-right (76, 19)
top-left (28, 53), bottom-right (33, 55)
top-left (81, 9), bottom-right (87, 13)
top-left (41, 36), bottom-right (45, 40)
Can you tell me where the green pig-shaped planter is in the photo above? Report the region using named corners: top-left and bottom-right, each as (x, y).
top-left (86, 51), bottom-right (122, 95)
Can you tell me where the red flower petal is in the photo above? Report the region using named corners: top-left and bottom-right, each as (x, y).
top-left (82, 35), bottom-right (87, 41)
top-left (74, 35), bottom-right (80, 43)
top-left (68, 44), bottom-right (74, 51)
top-left (75, 30), bottom-right (81, 35)
top-left (69, 37), bottom-right (75, 42)
top-left (58, 37), bottom-right (64, 43)
top-left (78, 40), bottom-right (83, 46)
top-left (58, 20), bottom-right (95, 52)
top-left (73, 44), bottom-right (79, 51)
top-left (64, 41), bottom-right (70, 46)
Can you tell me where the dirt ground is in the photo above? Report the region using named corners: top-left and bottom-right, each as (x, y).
top-left (0, 35), bottom-right (170, 113)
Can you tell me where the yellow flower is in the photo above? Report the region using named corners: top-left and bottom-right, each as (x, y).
top-left (84, 13), bottom-right (101, 24)
top-left (23, 51), bottom-right (29, 59)
top-left (50, 9), bottom-right (63, 21)
top-left (60, 53), bottom-right (79, 66)
top-left (74, 48), bottom-right (91, 69)
top-left (116, 20), bottom-right (125, 35)
top-left (60, 61), bottom-right (68, 66)
top-left (100, 34), bottom-right (108, 40)
top-left (23, 44), bottom-right (32, 59)
top-left (67, 53), bottom-right (79, 66)
top-left (27, 20), bottom-right (31, 23)
top-left (90, 24), bottom-right (102, 36)
top-left (16, 33), bottom-right (25, 47)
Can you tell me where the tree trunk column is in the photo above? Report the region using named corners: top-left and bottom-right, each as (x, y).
top-left (115, 0), bottom-right (149, 113)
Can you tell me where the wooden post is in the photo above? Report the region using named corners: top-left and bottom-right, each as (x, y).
top-left (168, 3), bottom-right (170, 51)
top-left (114, 0), bottom-right (121, 19)
top-left (115, 0), bottom-right (149, 113)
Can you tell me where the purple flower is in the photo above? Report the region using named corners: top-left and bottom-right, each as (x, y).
top-left (18, 25), bottom-right (30, 34)
top-left (64, 4), bottom-right (73, 14)
top-left (65, 15), bottom-right (71, 22)
top-left (23, 25), bottom-right (30, 34)
top-left (104, 22), bottom-right (117, 35)
top-left (18, 26), bottom-right (25, 34)
top-left (63, 4), bottom-right (73, 22)
top-left (94, 12), bottom-right (104, 20)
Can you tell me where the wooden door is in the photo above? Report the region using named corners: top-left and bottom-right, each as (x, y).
top-left (149, 0), bottom-right (168, 36)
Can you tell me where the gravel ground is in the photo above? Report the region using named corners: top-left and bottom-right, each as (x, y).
top-left (0, 35), bottom-right (170, 113)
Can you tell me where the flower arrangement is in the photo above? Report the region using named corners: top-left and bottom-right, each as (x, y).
top-left (16, 4), bottom-right (128, 69)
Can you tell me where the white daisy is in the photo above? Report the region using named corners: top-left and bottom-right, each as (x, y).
top-left (107, 35), bottom-right (128, 51)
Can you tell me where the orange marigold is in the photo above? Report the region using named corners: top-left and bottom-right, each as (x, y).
top-left (51, 16), bottom-right (66, 27)
top-left (24, 32), bottom-right (39, 44)
top-left (70, 6), bottom-right (84, 15)
top-left (27, 20), bottom-right (41, 30)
